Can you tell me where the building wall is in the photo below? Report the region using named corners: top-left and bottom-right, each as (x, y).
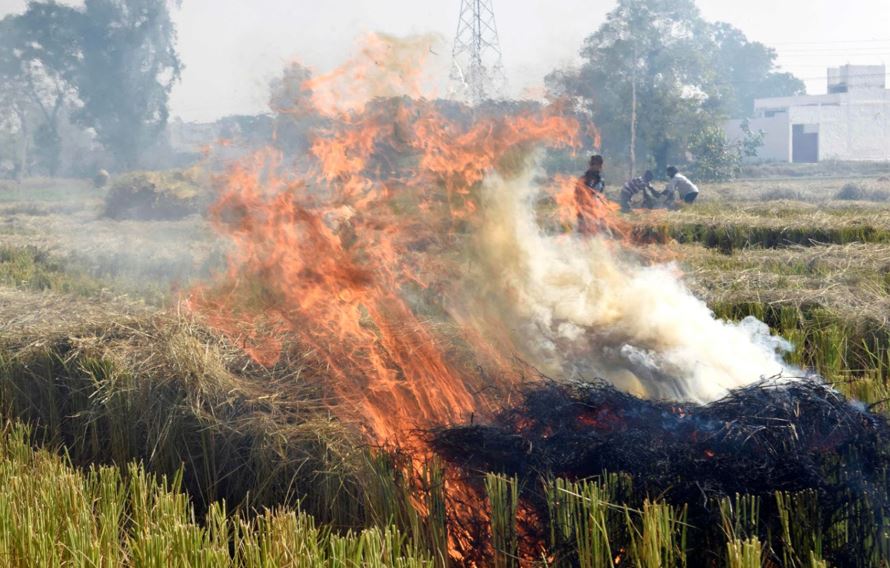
top-left (725, 114), bottom-right (790, 162)
top-left (828, 64), bottom-right (886, 92)
top-left (729, 88), bottom-right (890, 163)
top-left (789, 90), bottom-right (890, 161)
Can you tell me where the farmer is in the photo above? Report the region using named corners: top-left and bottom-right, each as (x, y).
top-left (582, 154), bottom-right (605, 194)
top-left (576, 154), bottom-right (607, 234)
top-left (664, 166), bottom-right (699, 207)
top-left (619, 170), bottom-right (657, 212)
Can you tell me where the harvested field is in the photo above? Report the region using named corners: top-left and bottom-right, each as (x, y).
top-left (0, 178), bottom-right (222, 303)
top-left (1, 170), bottom-right (889, 565)
top-left (631, 202), bottom-right (890, 250)
top-left (681, 242), bottom-right (890, 319)
top-left (0, 287), bottom-right (411, 528)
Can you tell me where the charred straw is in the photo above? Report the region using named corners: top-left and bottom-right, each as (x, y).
top-left (430, 378), bottom-right (889, 565)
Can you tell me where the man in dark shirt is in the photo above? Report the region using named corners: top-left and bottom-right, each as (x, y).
top-left (582, 154), bottom-right (605, 193)
top-left (576, 155), bottom-right (606, 234)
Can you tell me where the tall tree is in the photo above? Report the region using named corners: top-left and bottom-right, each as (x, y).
top-left (548, 0), bottom-right (718, 175)
top-left (0, 4), bottom-right (81, 176)
top-left (268, 62), bottom-right (318, 156)
top-left (547, 0), bottom-right (804, 174)
top-left (73, 0), bottom-right (182, 169)
top-left (709, 22), bottom-right (805, 119)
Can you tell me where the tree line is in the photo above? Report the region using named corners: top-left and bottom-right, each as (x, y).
top-left (0, 0), bottom-right (804, 181)
top-left (0, 0), bottom-right (180, 178)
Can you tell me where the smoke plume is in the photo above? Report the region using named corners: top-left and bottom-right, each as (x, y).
top-left (470, 164), bottom-right (793, 402)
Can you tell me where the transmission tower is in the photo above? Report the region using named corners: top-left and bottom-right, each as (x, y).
top-left (450, 0), bottom-right (506, 104)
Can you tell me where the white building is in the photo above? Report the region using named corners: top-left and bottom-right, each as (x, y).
top-left (725, 65), bottom-right (890, 163)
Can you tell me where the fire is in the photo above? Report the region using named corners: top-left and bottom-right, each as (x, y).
top-left (187, 34), bottom-right (587, 446)
top-left (185, 33), bottom-right (801, 564)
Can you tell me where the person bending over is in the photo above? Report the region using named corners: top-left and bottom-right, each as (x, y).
top-left (664, 166), bottom-right (699, 207)
top-left (620, 170), bottom-right (657, 212)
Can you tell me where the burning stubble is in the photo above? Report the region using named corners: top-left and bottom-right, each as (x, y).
top-left (189, 33), bottom-right (798, 448)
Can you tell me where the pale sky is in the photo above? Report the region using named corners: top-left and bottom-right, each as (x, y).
top-left (2, 0), bottom-right (890, 122)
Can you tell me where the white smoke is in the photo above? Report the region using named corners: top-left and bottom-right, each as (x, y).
top-left (473, 164), bottom-right (794, 403)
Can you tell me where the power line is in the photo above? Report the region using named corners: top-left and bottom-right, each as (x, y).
top-left (777, 50), bottom-right (890, 55)
top-left (721, 71), bottom-right (890, 87)
top-left (768, 38), bottom-right (890, 46)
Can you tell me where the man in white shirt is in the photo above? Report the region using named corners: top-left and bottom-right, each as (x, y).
top-left (664, 166), bottom-right (699, 207)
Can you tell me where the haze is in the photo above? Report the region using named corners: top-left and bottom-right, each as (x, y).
top-left (2, 0), bottom-right (888, 122)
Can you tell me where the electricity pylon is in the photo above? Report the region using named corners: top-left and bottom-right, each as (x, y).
top-left (450, 0), bottom-right (506, 104)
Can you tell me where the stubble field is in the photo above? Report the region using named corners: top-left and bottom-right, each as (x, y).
top-left (0, 171), bottom-right (887, 566)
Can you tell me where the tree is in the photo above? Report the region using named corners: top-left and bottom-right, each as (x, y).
top-left (268, 62), bottom-right (318, 156)
top-left (72, 0), bottom-right (182, 169)
top-left (547, 0), bottom-right (804, 175)
top-left (0, 64), bottom-right (33, 179)
top-left (0, 4), bottom-right (81, 177)
top-left (547, 0), bottom-right (719, 176)
top-left (709, 22), bottom-right (805, 118)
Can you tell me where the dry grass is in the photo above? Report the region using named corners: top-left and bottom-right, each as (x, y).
top-left (0, 420), bottom-right (436, 567)
top-left (697, 176), bottom-right (890, 203)
top-left (0, 287), bottom-right (150, 334)
top-left (0, 285), bottom-right (459, 548)
top-left (0, 184), bottom-right (221, 304)
top-left (631, 202), bottom-right (890, 252)
top-left (679, 242), bottom-right (890, 323)
top-left (103, 169), bottom-right (209, 221)
top-left (0, 288), bottom-right (370, 523)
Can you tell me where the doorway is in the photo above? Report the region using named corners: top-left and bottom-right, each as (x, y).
top-left (792, 124), bottom-right (819, 163)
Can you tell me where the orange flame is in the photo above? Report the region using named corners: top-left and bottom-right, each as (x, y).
top-left (185, 34), bottom-right (629, 563)
top-left (185, 36), bottom-right (617, 448)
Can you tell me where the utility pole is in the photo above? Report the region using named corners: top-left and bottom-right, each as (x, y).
top-left (450, 0), bottom-right (506, 104)
top-left (629, 41), bottom-right (638, 177)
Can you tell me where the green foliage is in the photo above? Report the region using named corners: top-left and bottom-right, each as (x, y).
top-left (687, 121), bottom-right (763, 181)
top-left (726, 537), bottom-right (763, 568)
top-left (485, 473), bottom-right (519, 568)
top-left (548, 0), bottom-right (716, 173)
top-left (689, 126), bottom-right (741, 181)
top-left (545, 476), bottom-right (622, 568)
top-left (0, 0), bottom-right (181, 173)
top-left (625, 499), bottom-right (688, 568)
top-left (547, 0), bottom-right (801, 172)
top-left (73, 0), bottom-right (182, 169)
top-left (776, 490), bottom-right (824, 568)
top-left (0, 245), bottom-right (102, 294)
top-left (689, 121), bottom-right (765, 182)
top-left (719, 494), bottom-right (761, 542)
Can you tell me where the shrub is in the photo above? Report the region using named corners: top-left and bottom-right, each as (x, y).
top-left (836, 183), bottom-right (867, 200)
top-left (835, 182), bottom-right (890, 202)
top-left (690, 123), bottom-right (763, 182)
top-left (689, 127), bottom-right (741, 182)
top-left (103, 169), bottom-right (207, 220)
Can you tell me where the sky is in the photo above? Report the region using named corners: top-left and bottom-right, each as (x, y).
top-left (2, 0), bottom-right (889, 122)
